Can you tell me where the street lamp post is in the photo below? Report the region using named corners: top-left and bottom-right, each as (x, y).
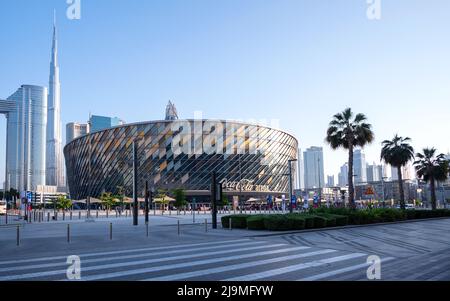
top-left (317, 157), bottom-right (322, 206)
top-left (381, 176), bottom-right (388, 208)
top-left (145, 180), bottom-right (149, 224)
top-left (132, 140), bottom-right (139, 226)
top-left (85, 134), bottom-right (94, 222)
top-left (192, 197), bottom-right (196, 223)
top-left (288, 159), bottom-right (298, 213)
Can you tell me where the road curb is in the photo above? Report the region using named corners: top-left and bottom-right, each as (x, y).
top-left (242, 216), bottom-right (450, 237)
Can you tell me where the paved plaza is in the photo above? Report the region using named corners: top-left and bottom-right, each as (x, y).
top-left (0, 213), bottom-right (450, 281)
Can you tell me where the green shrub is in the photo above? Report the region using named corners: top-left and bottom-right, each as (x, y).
top-left (262, 215), bottom-right (291, 231)
top-left (221, 215), bottom-right (249, 229)
top-left (405, 210), bottom-right (416, 220)
top-left (330, 214), bottom-right (349, 226)
top-left (286, 214), bottom-right (306, 230)
top-left (311, 215), bottom-right (327, 228)
top-left (302, 215), bottom-right (315, 229)
top-left (434, 209), bottom-right (450, 217)
top-left (246, 215), bottom-right (266, 230)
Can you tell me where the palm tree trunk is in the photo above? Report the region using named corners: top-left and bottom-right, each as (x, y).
top-left (348, 145), bottom-right (355, 209)
top-left (397, 166), bottom-right (405, 210)
top-left (430, 178), bottom-right (437, 210)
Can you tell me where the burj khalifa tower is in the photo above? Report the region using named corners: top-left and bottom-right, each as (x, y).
top-left (46, 14), bottom-right (65, 188)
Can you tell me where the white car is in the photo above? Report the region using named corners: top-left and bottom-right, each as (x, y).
top-left (405, 204), bottom-right (415, 210)
top-left (0, 201), bottom-right (6, 215)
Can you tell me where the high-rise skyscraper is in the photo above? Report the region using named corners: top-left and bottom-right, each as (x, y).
top-left (326, 175), bottom-right (335, 187)
top-left (391, 164), bottom-right (414, 181)
top-left (89, 115), bottom-right (124, 133)
top-left (46, 15), bottom-right (65, 188)
top-left (353, 149), bottom-right (367, 184)
top-left (66, 122), bottom-right (89, 144)
top-left (366, 162), bottom-right (382, 182)
top-left (1, 85), bottom-right (48, 192)
top-left (297, 148), bottom-right (304, 189)
top-left (338, 163), bottom-right (349, 187)
top-left (165, 101), bottom-right (179, 120)
top-left (303, 146), bottom-right (324, 189)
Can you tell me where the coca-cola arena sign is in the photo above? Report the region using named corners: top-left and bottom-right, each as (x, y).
top-left (220, 178), bottom-right (270, 192)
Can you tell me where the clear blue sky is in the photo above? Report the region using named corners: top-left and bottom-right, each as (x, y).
top-left (1, 0), bottom-right (450, 187)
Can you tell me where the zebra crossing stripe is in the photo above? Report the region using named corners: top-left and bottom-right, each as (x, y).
top-left (0, 240), bottom-right (267, 273)
top-left (298, 257), bottom-right (395, 281)
top-left (75, 246), bottom-right (311, 281)
top-left (0, 243), bottom-right (292, 281)
top-left (0, 238), bottom-right (250, 266)
top-left (144, 249), bottom-right (337, 281)
top-left (224, 253), bottom-right (367, 281)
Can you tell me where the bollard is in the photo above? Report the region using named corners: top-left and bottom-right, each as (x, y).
top-left (96, 210), bottom-right (99, 218)
top-left (177, 220), bottom-right (180, 236)
top-left (5, 212), bottom-right (7, 225)
top-left (109, 223), bottom-right (113, 240)
top-left (229, 217), bottom-right (232, 231)
top-left (106, 210), bottom-right (109, 218)
top-left (146, 221), bottom-right (149, 237)
top-left (79, 211), bottom-right (81, 219)
top-left (16, 225), bottom-right (20, 246)
top-left (47, 212), bottom-right (50, 222)
top-left (67, 224), bottom-right (70, 243)
top-left (205, 219), bottom-right (208, 233)
top-left (116, 211), bottom-right (118, 218)
top-left (70, 211), bottom-right (73, 220)
top-left (63, 211), bottom-right (65, 221)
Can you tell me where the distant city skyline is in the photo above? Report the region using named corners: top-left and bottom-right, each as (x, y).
top-left (1, 1), bottom-right (450, 188)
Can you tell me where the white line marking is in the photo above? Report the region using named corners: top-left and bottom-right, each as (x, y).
top-left (0, 239), bottom-right (250, 266)
top-left (144, 249), bottom-right (337, 281)
top-left (0, 241), bottom-right (266, 273)
top-left (298, 257), bottom-right (395, 281)
top-left (0, 243), bottom-right (291, 281)
top-left (224, 253), bottom-right (367, 281)
top-left (75, 246), bottom-right (311, 281)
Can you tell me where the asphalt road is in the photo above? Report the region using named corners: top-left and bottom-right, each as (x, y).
top-left (0, 215), bottom-right (449, 281)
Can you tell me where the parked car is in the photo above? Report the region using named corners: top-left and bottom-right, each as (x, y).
top-left (405, 204), bottom-right (415, 210)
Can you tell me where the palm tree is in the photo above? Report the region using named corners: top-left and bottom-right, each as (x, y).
top-left (326, 108), bottom-right (374, 208)
top-left (414, 148), bottom-right (449, 210)
top-left (172, 188), bottom-right (187, 212)
top-left (380, 135), bottom-right (415, 210)
top-left (56, 195), bottom-right (72, 212)
top-left (100, 192), bottom-right (116, 213)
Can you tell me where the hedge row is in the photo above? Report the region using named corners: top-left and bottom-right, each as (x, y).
top-left (221, 209), bottom-right (450, 231)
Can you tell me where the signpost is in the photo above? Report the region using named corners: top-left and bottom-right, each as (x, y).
top-left (211, 172), bottom-right (221, 229)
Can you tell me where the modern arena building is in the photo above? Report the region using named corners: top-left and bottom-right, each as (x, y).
top-left (64, 108), bottom-right (298, 203)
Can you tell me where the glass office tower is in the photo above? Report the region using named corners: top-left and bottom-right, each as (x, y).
top-left (4, 85), bottom-right (48, 192)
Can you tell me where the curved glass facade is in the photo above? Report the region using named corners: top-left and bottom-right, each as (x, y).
top-left (64, 120), bottom-right (298, 200)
